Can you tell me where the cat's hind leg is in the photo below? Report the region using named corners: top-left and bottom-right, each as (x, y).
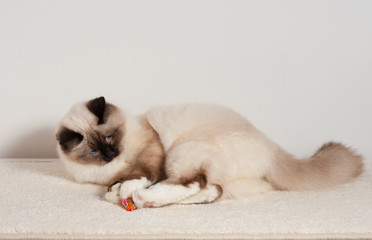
top-left (176, 184), bottom-right (222, 205)
top-left (133, 141), bottom-right (227, 208)
top-left (132, 173), bottom-right (207, 208)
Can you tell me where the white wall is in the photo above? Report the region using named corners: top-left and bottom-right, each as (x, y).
top-left (0, 0), bottom-right (371, 160)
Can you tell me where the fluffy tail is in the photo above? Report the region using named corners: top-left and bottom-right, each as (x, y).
top-left (266, 142), bottom-right (363, 191)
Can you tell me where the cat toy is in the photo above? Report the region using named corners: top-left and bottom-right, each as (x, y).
top-left (122, 197), bottom-right (137, 211)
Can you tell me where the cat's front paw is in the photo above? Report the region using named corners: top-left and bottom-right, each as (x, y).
top-left (104, 182), bottom-right (122, 204)
top-left (119, 177), bottom-right (152, 200)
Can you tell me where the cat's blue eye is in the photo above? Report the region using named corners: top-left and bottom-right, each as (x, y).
top-left (90, 151), bottom-right (97, 155)
top-left (105, 136), bottom-right (113, 142)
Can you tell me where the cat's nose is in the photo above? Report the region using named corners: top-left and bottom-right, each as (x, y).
top-left (102, 146), bottom-right (118, 162)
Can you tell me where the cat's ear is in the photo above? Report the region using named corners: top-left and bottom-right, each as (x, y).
top-left (57, 127), bottom-right (83, 152)
top-left (87, 96), bottom-right (106, 124)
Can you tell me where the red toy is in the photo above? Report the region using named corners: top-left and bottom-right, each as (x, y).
top-left (122, 197), bottom-right (137, 211)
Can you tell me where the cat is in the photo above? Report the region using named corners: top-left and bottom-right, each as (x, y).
top-left (56, 97), bottom-right (363, 208)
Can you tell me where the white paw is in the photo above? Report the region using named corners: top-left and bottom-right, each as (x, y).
top-left (132, 189), bottom-right (157, 209)
top-left (119, 177), bottom-right (152, 200)
top-left (132, 182), bottom-right (201, 208)
top-left (104, 182), bottom-right (122, 204)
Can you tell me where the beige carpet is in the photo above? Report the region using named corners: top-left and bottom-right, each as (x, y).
top-left (0, 159), bottom-right (371, 240)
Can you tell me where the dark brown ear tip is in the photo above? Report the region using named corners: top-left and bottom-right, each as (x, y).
top-left (96, 96), bottom-right (105, 103)
top-left (90, 96), bottom-right (106, 106)
top-left (87, 96), bottom-right (107, 125)
top-left (88, 96), bottom-right (106, 105)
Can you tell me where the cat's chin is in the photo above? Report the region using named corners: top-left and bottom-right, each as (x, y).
top-left (101, 155), bottom-right (121, 164)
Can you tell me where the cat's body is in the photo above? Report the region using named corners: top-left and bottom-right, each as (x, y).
top-left (56, 97), bottom-right (363, 208)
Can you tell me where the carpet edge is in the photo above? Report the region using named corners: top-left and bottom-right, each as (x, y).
top-left (0, 233), bottom-right (371, 240)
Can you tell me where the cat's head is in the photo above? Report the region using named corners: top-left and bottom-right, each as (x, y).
top-left (56, 97), bottom-right (125, 165)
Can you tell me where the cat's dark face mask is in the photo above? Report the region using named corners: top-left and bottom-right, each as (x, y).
top-left (56, 96), bottom-right (124, 165)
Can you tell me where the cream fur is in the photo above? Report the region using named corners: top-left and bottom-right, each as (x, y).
top-left (147, 103), bottom-right (278, 198)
